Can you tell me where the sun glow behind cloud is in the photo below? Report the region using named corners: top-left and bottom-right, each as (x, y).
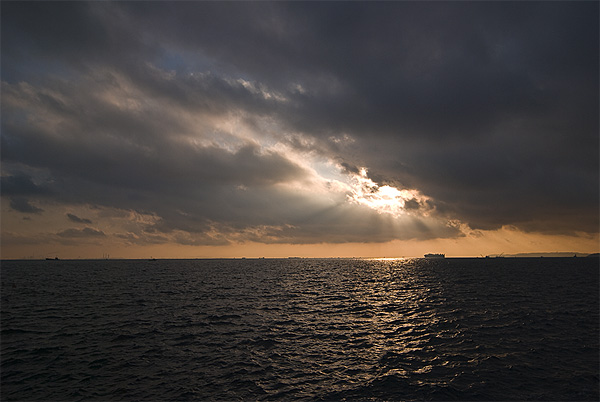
top-left (347, 168), bottom-right (430, 218)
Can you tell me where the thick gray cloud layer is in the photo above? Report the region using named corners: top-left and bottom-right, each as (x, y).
top-left (1, 1), bottom-right (598, 246)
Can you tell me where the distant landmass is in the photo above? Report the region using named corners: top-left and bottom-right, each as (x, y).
top-left (509, 252), bottom-right (598, 258)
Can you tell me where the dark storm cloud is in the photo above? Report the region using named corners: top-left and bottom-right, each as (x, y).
top-left (1, 174), bottom-right (50, 196)
top-left (1, 1), bottom-right (597, 245)
top-left (1, 2), bottom-right (155, 83)
top-left (118, 2), bottom-right (596, 139)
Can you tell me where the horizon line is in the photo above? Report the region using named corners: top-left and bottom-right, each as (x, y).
top-left (3, 252), bottom-right (598, 261)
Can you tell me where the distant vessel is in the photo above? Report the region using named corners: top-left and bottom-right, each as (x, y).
top-left (424, 253), bottom-right (445, 259)
top-left (45, 257), bottom-right (60, 260)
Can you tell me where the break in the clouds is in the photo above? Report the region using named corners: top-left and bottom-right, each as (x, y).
top-left (1, 2), bottom-right (598, 250)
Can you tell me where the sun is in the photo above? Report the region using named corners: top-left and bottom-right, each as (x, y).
top-left (347, 168), bottom-right (429, 217)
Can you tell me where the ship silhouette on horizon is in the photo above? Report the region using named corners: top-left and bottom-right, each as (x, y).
top-left (424, 253), bottom-right (445, 259)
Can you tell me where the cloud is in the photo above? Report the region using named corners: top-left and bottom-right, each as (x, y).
top-left (1, 1), bottom-right (597, 250)
top-left (1, 174), bottom-right (51, 196)
top-left (9, 198), bottom-right (44, 214)
top-left (57, 227), bottom-right (106, 238)
top-left (66, 213), bottom-right (92, 224)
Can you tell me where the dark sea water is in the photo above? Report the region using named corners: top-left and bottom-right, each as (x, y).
top-left (1, 258), bottom-right (598, 401)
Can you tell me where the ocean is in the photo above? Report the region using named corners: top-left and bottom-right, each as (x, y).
top-left (1, 258), bottom-right (598, 401)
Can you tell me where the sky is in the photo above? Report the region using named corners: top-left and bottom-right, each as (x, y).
top-left (1, 1), bottom-right (598, 259)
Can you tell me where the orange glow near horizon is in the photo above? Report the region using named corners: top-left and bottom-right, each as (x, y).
top-left (2, 227), bottom-right (598, 260)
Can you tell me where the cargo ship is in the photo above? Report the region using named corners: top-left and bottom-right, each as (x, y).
top-left (424, 253), bottom-right (445, 258)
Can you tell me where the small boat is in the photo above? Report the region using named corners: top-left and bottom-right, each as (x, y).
top-left (424, 253), bottom-right (445, 259)
top-left (46, 257), bottom-right (60, 260)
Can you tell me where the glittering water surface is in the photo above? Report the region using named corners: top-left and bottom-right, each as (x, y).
top-left (2, 258), bottom-right (598, 401)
